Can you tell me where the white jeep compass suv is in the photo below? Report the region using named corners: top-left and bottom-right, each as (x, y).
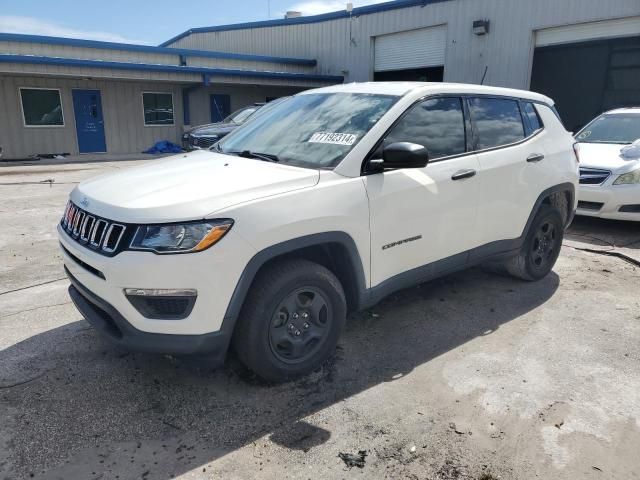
top-left (59, 82), bottom-right (578, 382)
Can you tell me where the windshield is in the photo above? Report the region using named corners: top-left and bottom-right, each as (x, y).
top-left (576, 113), bottom-right (640, 144)
top-left (218, 93), bottom-right (397, 169)
top-left (225, 107), bottom-right (258, 124)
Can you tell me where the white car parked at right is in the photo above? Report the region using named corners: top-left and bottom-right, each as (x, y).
top-left (575, 108), bottom-right (640, 221)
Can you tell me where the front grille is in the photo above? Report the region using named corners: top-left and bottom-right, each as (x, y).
top-left (577, 200), bottom-right (604, 211)
top-left (190, 135), bottom-right (218, 149)
top-left (61, 201), bottom-right (130, 256)
top-left (579, 167), bottom-right (611, 185)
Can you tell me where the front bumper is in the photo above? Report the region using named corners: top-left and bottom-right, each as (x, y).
top-left (577, 182), bottom-right (640, 221)
top-left (66, 267), bottom-right (230, 361)
top-left (58, 221), bottom-right (254, 344)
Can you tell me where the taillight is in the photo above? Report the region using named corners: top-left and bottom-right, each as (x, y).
top-left (572, 143), bottom-right (580, 164)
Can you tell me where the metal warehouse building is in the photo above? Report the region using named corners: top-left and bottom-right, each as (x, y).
top-left (1, 0), bottom-right (639, 159)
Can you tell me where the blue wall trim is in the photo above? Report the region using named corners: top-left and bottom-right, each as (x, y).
top-left (0, 32), bottom-right (317, 66)
top-left (0, 54), bottom-right (342, 83)
top-left (160, 0), bottom-right (449, 46)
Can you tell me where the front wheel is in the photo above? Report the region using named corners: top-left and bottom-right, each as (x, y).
top-left (505, 204), bottom-right (564, 281)
top-left (232, 259), bottom-right (346, 382)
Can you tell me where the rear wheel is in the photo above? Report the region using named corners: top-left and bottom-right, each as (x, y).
top-left (232, 259), bottom-right (346, 382)
top-left (505, 204), bottom-right (564, 281)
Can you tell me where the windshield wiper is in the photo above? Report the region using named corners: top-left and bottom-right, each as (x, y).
top-left (236, 150), bottom-right (280, 163)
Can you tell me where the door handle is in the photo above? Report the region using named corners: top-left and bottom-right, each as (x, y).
top-left (526, 153), bottom-right (545, 163)
top-left (451, 169), bottom-right (477, 181)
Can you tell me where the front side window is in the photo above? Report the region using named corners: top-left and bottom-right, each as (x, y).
top-left (383, 97), bottom-right (466, 160)
top-left (142, 93), bottom-right (174, 126)
top-left (469, 97), bottom-right (525, 149)
top-left (20, 88), bottom-right (64, 126)
top-left (576, 113), bottom-right (640, 144)
top-left (218, 93), bottom-right (397, 169)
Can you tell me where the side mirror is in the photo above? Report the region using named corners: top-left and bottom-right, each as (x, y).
top-left (372, 142), bottom-right (429, 170)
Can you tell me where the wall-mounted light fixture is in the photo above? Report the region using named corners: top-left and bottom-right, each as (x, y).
top-left (473, 19), bottom-right (490, 35)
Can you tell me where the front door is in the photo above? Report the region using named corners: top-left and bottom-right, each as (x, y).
top-left (72, 90), bottom-right (106, 153)
top-left (210, 94), bottom-right (231, 123)
top-left (364, 96), bottom-right (482, 287)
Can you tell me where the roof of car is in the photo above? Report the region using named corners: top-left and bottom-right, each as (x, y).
top-left (301, 82), bottom-right (554, 105)
top-left (604, 107), bottom-right (640, 115)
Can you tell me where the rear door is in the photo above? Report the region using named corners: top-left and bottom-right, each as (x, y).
top-left (468, 97), bottom-right (550, 246)
top-left (364, 96), bottom-right (482, 287)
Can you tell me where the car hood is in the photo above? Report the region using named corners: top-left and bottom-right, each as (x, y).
top-left (190, 122), bottom-right (237, 136)
top-left (578, 143), bottom-right (640, 173)
top-left (70, 150), bottom-right (320, 223)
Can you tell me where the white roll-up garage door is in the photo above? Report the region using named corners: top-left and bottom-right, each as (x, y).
top-left (374, 25), bottom-right (447, 72)
top-left (535, 16), bottom-right (640, 47)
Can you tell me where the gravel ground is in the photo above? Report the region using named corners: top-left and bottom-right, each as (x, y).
top-left (1, 159), bottom-right (639, 480)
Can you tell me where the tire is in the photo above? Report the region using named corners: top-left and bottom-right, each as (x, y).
top-left (505, 204), bottom-right (564, 281)
top-left (232, 258), bottom-right (347, 382)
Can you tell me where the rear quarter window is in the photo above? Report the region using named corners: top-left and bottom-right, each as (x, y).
top-left (522, 102), bottom-right (543, 135)
top-left (469, 97), bottom-right (525, 149)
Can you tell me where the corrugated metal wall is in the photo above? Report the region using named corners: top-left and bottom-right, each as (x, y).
top-left (0, 75), bottom-right (305, 158)
top-left (0, 76), bottom-right (185, 158)
top-left (0, 62), bottom-right (202, 83)
top-left (0, 41), bottom-right (178, 64)
top-left (167, 0), bottom-right (640, 89)
top-left (188, 84), bottom-right (304, 126)
top-left (0, 40), bottom-right (318, 74)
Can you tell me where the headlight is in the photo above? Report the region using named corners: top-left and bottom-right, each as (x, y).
top-left (130, 219), bottom-right (233, 254)
top-left (613, 168), bottom-right (640, 185)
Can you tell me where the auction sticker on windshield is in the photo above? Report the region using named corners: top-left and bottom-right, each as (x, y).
top-left (308, 132), bottom-right (357, 145)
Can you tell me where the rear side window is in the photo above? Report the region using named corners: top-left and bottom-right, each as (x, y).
top-left (384, 97), bottom-right (466, 159)
top-left (469, 98), bottom-right (525, 149)
top-left (523, 102), bottom-right (543, 134)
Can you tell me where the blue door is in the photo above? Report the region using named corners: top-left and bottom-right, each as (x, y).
top-left (210, 94), bottom-right (231, 123)
top-left (72, 89), bottom-right (106, 153)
